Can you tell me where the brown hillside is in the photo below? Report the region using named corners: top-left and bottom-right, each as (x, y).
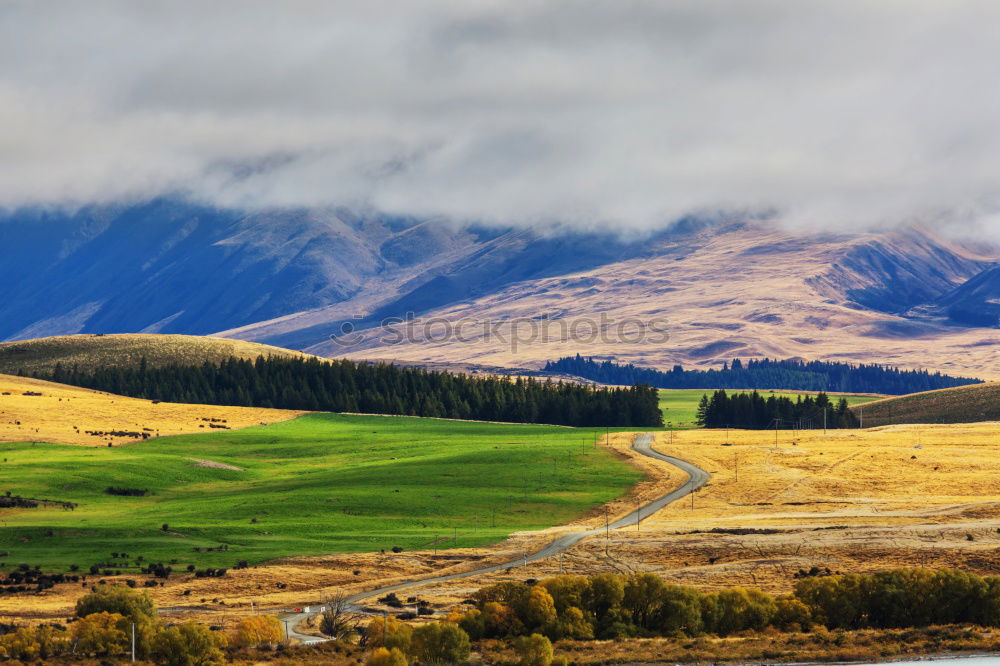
top-left (0, 333), bottom-right (313, 376)
top-left (850, 382), bottom-right (1000, 426)
top-left (0, 374), bottom-right (304, 446)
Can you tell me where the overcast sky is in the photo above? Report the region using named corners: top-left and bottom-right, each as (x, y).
top-left (2, 0), bottom-right (1000, 232)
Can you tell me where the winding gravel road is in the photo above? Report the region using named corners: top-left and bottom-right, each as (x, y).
top-left (284, 432), bottom-right (709, 643)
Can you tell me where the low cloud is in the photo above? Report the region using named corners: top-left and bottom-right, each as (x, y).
top-left (3, 1), bottom-right (1000, 232)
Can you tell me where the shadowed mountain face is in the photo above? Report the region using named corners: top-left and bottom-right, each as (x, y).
top-left (937, 265), bottom-right (1000, 327)
top-left (0, 201), bottom-right (431, 339)
top-left (0, 200), bottom-right (690, 342)
top-left (3, 199), bottom-right (1000, 376)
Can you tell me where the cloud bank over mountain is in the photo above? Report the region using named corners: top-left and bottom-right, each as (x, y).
top-left (3, 1), bottom-right (1000, 232)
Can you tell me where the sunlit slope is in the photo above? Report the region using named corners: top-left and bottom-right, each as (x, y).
top-left (0, 374), bottom-right (304, 446)
top-left (0, 333), bottom-right (313, 375)
top-left (851, 382), bottom-right (1000, 426)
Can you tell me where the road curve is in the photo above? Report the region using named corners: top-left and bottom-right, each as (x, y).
top-left (285, 432), bottom-right (709, 643)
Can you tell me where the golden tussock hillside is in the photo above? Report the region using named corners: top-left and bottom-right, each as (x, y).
top-left (0, 333), bottom-right (315, 375)
top-left (0, 374), bottom-right (304, 446)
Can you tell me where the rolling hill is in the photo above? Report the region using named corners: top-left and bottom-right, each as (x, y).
top-left (0, 373), bottom-right (304, 446)
top-left (851, 382), bottom-right (1000, 427)
top-left (0, 333), bottom-right (314, 376)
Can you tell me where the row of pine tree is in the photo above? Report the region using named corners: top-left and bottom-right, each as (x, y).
top-left (36, 356), bottom-right (664, 428)
top-left (695, 390), bottom-right (858, 429)
top-left (546, 355), bottom-right (980, 395)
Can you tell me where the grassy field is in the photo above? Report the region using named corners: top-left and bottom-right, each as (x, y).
top-left (855, 382), bottom-right (1000, 426)
top-left (0, 413), bottom-right (640, 571)
top-left (658, 388), bottom-right (882, 428)
top-left (0, 333), bottom-right (314, 375)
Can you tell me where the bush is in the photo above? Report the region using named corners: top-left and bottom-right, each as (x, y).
top-left (76, 585), bottom-right (156, 625)
top-left (106, 487), bottom-right (148, 497)
top-left (151, 623), bottom-right (226, 666)
top-left (367, 646), bottom-right (409, 666)
top-left (411, 622), bottom-right (471, 665)
top-left (366, 615), bottom-right (413, 652)
top-left (515, 633), bottom-right (554, 666)
top-left (75, 585), bottom-right (158, 657)
top-left (72, 612), bottom-right (128, 656)
top-left (233, 615), bottom-right (283, 648)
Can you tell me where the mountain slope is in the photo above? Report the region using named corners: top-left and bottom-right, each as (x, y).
top-left (935, 265), bottom-right (1000, 327)
top-left (313, 226), bottom-right (1000, 379)
top-left (0, 333), bottom-right (314, 375)
top-left (0, 200), bottom-right (486, 339)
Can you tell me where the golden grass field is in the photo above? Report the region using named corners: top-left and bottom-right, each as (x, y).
top-left (383, 424), bottom-right (1000, 614)
top-left (0, 333), bottom-right (314, 375)
top-left (0, 374), bottom-right (304, 446)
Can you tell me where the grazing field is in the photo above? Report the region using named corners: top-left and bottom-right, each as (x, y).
top-left (0, 374), bottom-right (304, 446)
top-left (0, 413), bottom-right (641, 571)
top-left (855, 382), bottom-right (1000, 426)
top-left (442, 422), bottom-right (1000, 606)
top-left (0, 333), bottom-right (314, 375)
top-left (658, 389), bottom-right (881, 428)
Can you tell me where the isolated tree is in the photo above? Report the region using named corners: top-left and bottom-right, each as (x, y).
top-left (72, 611), bottom-right (128, 657)
top-left (410, 622), bottom-right (471, 665)
top-left (515, 633), bottom-right (554, 666)
top-left (366, 615), bottom-right (413, 652)
top-left (151, 623), bottom-right (226, 666)
top-left (367, 647), bottom-right (409, 666)
top-left (320, 592), bottom-right (362, 641)
top-left (75, 585), bottom-right (158, 657)
top-left (233, 615), bottom-right (283, 648)
top-left (76, 585), bottom-right (156, 624)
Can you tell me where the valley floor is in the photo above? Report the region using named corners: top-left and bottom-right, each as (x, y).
top-left (5, 417), bottom-right (1000, 658)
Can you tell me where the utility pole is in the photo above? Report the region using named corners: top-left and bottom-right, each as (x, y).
top-left (823, 407), bottom-right (827, 435)
top-left (636, 498), bottom-right (641, 533)
top-left (131, 623), bottom-right (135, 663)
top-left (860, 405), bottom-right (864, 429)
top-left (283, 619), bottom-right (290, 643)
top-left (734, 451), bottom-right (738, 483)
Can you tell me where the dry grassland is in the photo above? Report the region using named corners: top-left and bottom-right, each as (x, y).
top-left (7, 423), bottom-right (1000, 639)
top-left (0, 374), bottom-right (304, 446)
top-left (393, 425), bottom-right (1000, 611)
top-left (0, 333), bottom-right (313, 375)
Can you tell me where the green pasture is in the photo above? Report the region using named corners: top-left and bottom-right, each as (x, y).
top-left (0, 414), bottom-right (640, 572)
top-left (658, 389), bottom-right (883, 429)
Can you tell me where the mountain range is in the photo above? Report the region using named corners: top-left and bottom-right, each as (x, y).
top-left (3, 200), bottom-right (1000, 378)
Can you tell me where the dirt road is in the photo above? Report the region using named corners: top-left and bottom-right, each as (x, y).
top-left (284, 432), bottom-right (709, 644)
